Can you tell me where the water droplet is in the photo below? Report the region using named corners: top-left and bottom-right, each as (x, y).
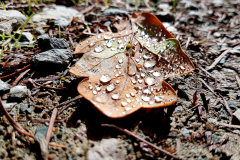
top-left (115, 74), bottom-right (119, 77)
top-left (86, 40), bottom-right (89, 43)
top-left (136, 98), bottom-right (141, 102)
top-left (118, 59), bottom-right (123, 64)
top-left (134, 41), bottom-right (138, 46)
top-left (130, 92), bottom-right (135, 97)
top-left (93, 90), bottom-right (97, 95)
top-left (107, 83), bottom-right (116, 92)
top-left (126, 94), bottom-right (130, 98)
top-left (104, 35), bottom-right (111, 39)
top-left (127, 99), bottom-right (131, 103)
top-left (141, 94), bottom-right (150, 102)
top-left (95, 83), bottom-right (102, 91)
top-left (141, 72), bottom-right (146, 78)
top-left (111, 48), bottom-right (116, 51)
top-left (116, 80), bottom-right (120, 84)
top-left (143, 60), bottom-right (156, 69)
top-left (95, 46), bottom-right (104, 53)
top-left (180, 65), bottom-right (186, 70)
top-left (121, 101), bottom-right (127, 106)
top-left (125, 107), bottom-right (131, 111)
top-left (131, 78), bottom-right (137, 84)
top-left (115, 64), bottom-right (121, 69)
top-left (155, 96), bottom-right (164, 103)
top-left (106, 42), bottom-right (112, 48)
top-left (112, 93), bottom-right (120, 100)
top-left (135, 59), bottom-right (140, 63)
top-left (97, 35), bottom-right (101, 39)
top-left (153, 72), bottom-right (161, 77)
top-left (88, 84), bottom-right (93, 90)
top-left (133, 105), bottom-right (136, 108)
top-left (138, 79), bottom-right (143, 83)
top-left (143, 88), bottom-right (151, 94)
top-left (118, 39), bottom-right (123, 44)
top-left (90, 42), bottom-right (95, 47)
top-left (149, 101), bottom-right (154, 105)
top-left (145, 77), bottom-right (155, 86)
top-left (100, 75), bottom-right (111, 84)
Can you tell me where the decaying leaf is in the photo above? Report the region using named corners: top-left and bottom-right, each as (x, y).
top-left (70, 12), bottom-right (194, 118)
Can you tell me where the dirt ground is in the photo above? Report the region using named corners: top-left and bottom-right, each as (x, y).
top-left (0, 0), bottom-right (240, 159)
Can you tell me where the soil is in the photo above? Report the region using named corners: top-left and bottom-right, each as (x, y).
top-left (0, 0), bottom-right (240, 160)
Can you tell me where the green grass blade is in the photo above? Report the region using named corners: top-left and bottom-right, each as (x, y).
top-left (1, 1), bottom-right (6, 10)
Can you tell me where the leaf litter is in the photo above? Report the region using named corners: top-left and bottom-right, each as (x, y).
top-left (1, 0), bottom-right (240, 159)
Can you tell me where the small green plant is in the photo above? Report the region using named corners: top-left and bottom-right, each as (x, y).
top-left (58, 25), bottom-right (61, 38)
top-left (172, 0), bottom-right (177, 12)
top-left (1, 1), bottom-right (6, 10)
top-left (105, 0), bottom-right (108, 8)
top-left (13, 13), bottom-right (34, 48)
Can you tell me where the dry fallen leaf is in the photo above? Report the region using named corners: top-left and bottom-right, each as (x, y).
top-left (70, 12), bottom-right (194, 118)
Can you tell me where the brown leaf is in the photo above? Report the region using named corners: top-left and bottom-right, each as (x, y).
top-left (70, 12), bottom-right (194, 118)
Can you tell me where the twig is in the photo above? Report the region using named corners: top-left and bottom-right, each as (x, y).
top-left (0, 98), bottom-right (35, 139)
top-left (236, 75), bottom-right (240, 89)
top-left (188, 104), bottom-right (200, 111)
top-left (198, 78), bottom-right (218, 97)
top-left (217, 122), bottom-right (240, 129)
top-left (0, 64), bottom-right (31, 79)
top-left (49, 142), bottom-right (66, 149)
top-left (102, 124), bottom-right (180, 160)
top-left (218, 94), bottom-right (233, 122)
top-left (12, 69), bottom-right (30, 87)
top-left (206, 46), bottom-right (239, 70)
top-left (46, 108), bottom-right (58, 143)
top-left (58, 95), bottom-right (82, 107)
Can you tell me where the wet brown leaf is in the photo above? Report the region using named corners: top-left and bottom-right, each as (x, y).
top-left (70, 12), bottom-right (194, 118)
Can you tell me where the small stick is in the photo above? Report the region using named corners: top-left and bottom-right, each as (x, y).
top-left (188, 104), bottom-right (200, 111)
top-left (198, 78), bottom-right (218, 97)
top-left (218, 94), bottom-right (233, 122)
top-left (200, 92), bottom-right (208, 113)
top-left (236, 75), bottom-right (240, 89)
top-left (49, 142), bottom-right (66, 149)
top-left (218, 122), bottom-right (240, 129)
top-left (58, 103), bottom-right (75, 115)
top-left (0, 98), bottom-right (35, 139)
top-left (58, 95), bottom-right (82, 107)
top-left (102, 124), bottom-right (180, 160)
top-left (46, 108), bottom-right (58, 143)
top-left (0, 64), bottom-right (31, 79)
top-left (12, 69), bottom-right (30, 87)
top-left (206, 46), bottom-right (239, 70)
top-left (186, 37), bottom-right (191, 49)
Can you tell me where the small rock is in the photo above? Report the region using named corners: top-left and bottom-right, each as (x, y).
top-left (38, 37), bottom-right (69, 51)
top-left (7, 126), bottom-right (13, 134)
top-left (101, 8), bottom-right (129, 15)
top-left (9, 86), bottom-right (28, 98)
top-left (1, 101), bottom-right (17, 111)
top-left (20, 103), bottom-right (28, 113)
top-left (233, 109), bottom-right (240, 123)
top-left (87, 138), bottom-right (127, 160)
top-left (35, 126), bottom-right (48, 137)
top-left (205, 131), bottom-right (212, 144)
top-left (26, 107), bottom-right (32, 114)
top-left (208, 118), bottom-right (218, 124)
top-left (0, 148), bottom-right (8, 159)
top-left (181, 128), bottom-right (190, 137)
top-left (33, 49), bottom-right (73, 66)
top-left (32, 5), bottom-right (83, 27)
top-left (35, 27), bottom-right (45, 35)
top-left (213, 32), bottom-right (221, 37)
top-left (0, 80), bottom-right (11, 91)
top-left (15, 31), bottom-right (33, 42)
top-left (0, 10), bottom-right (27, 34)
